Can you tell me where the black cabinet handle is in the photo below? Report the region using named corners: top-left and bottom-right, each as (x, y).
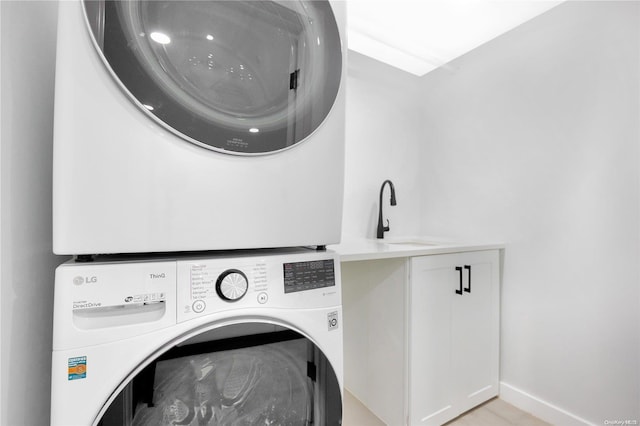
top-left (455, 266), bottom-right (463, 295)
top-left (464, 265), bottom-right (471, 293)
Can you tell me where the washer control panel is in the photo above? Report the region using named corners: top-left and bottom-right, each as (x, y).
top-left (53, 250), bottom-right (341, 348)
top-left (176, 250), bottom-right (340, 323)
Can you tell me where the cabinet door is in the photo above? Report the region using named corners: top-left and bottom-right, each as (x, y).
top-left (409, 256), bottom-right (456, 425)
top-left (409, 250), bottom-right (499, 426)
top-left (451, 251), bottom-right (500, 415)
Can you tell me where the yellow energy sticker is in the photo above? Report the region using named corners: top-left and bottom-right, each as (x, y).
top-left (68, 356), bottom-right (87, 381)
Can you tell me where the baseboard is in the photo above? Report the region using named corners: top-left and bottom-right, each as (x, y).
top-left (500, 382), bottom-right (596, 426)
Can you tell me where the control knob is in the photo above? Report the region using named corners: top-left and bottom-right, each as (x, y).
top-left (216, 269), bottom-right (248, 301)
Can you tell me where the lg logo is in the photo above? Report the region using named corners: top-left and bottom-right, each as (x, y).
top-left (73, 276), bottom-right (97, 285)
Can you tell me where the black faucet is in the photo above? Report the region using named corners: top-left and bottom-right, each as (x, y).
top-left (376, 179), bottom-right (397, 239)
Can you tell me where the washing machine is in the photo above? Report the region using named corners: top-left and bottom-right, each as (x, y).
top-left (50, 248), bottom-right (342, 425)
top-left (52, 0), bottom-right (346, 256)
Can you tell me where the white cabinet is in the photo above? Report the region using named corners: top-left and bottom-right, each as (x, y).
top-left (341, 249), bottom-right (500, 426)
top-left (409, 250), bottom-right (500, 425)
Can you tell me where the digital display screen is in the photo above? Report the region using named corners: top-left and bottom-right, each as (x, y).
top-left (283, 259), bottom-right (335, 293)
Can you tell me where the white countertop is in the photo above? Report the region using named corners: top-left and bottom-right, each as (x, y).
top-left (328, 236), bottom-right (505, 262)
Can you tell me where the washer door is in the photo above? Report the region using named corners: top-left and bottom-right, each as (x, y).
top-left (96, 323), bottom-right (342, 425)
top-left (83, 0), bottom-right (342, 154)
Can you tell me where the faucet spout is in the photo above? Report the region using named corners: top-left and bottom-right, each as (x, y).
top-left (377, 179), bottom-right (397, 239)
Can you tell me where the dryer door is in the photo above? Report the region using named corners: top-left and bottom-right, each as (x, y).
top-left (83, 0), bottom-right (342, 154)
top-left (96, 323), bottom-right (342, 425)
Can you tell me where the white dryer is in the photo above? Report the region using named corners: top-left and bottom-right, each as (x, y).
top-left (52, 0), bottom-right (346, 255)
top-left (51, 249), bottom-right (342, 425)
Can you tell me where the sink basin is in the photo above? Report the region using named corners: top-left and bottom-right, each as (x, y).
top-left (386, 241), bottom-right (438, 247)
top-left (378, 237), bottom-right (447, 247)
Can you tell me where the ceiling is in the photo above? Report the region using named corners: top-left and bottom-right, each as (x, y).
top-left (347, 0), bottom-right (564, 76)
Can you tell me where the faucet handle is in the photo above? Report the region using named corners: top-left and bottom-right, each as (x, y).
top-left (383, 219), bottom-right (390, 233)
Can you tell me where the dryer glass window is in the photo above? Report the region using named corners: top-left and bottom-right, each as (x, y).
top-left (97, 325), bottom-right (342, 425)
top-left (84, 0), bottom-right (342, 154)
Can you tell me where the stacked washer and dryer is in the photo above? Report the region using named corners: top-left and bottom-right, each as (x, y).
top-left (50, 0), bottom-right (346, 424)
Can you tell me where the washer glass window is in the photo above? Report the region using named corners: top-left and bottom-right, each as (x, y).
top-left (96, 324), bottom-right (342, 425)
top-left (84, 0), bottom-right (342, 154)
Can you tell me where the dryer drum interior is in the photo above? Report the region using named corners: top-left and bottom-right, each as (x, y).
top-left (97, 325), bottom-right (342, 426)
top-left (83, 0), bottom-right (342, 154)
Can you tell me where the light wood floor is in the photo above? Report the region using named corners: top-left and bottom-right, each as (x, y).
top-left (445, 398), bottom-right (551, 426)
top-left (343, 391), bottom-right (551, 426)
top-left (343, 390), bottom-right (385, 426)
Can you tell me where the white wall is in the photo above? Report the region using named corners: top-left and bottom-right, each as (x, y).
top-left (342, 51), bottom-right (424, 240)
top-left (418, 1), bottom-right (639, 424)
top-left (0, 4), bottom-right (3, 423)
top-left (0, 2), bottom-right (61, 425)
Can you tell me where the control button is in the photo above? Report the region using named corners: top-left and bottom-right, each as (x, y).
top-left (257, 292), bottom-right (268, 304)
top-left (192, 300), bottom-right (206, 313)
top-left (216, 269), bottom-right (249, 301)
top-left (328, 311), bottom-right (339, 331)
